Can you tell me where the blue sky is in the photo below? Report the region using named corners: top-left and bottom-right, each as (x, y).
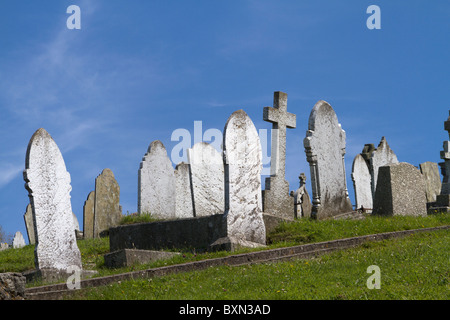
top-left (0, 1), bottom-right (449, 242)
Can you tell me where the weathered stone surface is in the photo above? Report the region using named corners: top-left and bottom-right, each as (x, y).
top-left (370, 137), bottom-right (399, 196)
top-left (174, 162), bottom-right (194, 218)
top-left (351, 154), bottom-right (373, 210)
top-left (0, 243), bottom-right (8, 251)
top-left (23, 203), bottom-right (35, 245)
top-left (419, 162), bottom-right (442, 203)
top-left (373, 162), bottom-right (427, 217)
top-left (93, 169), bottom-right (122, 238)
top-left (187, 142), bottom-right (224, 217)
top-left (104, 249), bottom-right (180, 269)
top-left (0, 273), bottom-right (26, 300)
top-left (83, 191), bottom-right (95, 239)
top-left (303, 101), bottom-right (353, 219)
top-left (262, 91), bottom-right (296, 220)
top-left (138, 140), bottom-right (176, 219)
top-left (292, 173), bottom-right (312, 218)
top-left (12, 231), bottom-right (25, 249)
top-left (223, 110), bottom-right (266, 246)
top-left (23, 128), bottom-right (82, 272)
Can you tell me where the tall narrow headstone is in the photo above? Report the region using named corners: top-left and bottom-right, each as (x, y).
top-left (23, 203), bottom-right (35, 245)
top-left (12, 231), bottom-right (25, 249)
top-left (373, 162), bottom-right (427, 217)
top-left (187, 142), bottom-right (224, 217)
top-left (138, 140), bottom-right (176, 219)
top-left (93, 169), bottom-right (122, 238)
top-left (433, 110), bottom-right (450, 212)
top-left (370, 137), bottom-right (399, 196)
top-left (174, 162), bottom-right (194, 218)
top-left (23, 128), bottom-right (82, 274)
top-left (351, 154), bottom-right (373, 210)
top-left (262, 91), bottom-right (296, 220)
top-left (419, 162), bottom-right (442, 204)
top-left (83, 191), bottom-right (95, 239)
top-left (303, 101), bottom-right (353, 219)
top-left (221, 110), bottom-right (266, 247)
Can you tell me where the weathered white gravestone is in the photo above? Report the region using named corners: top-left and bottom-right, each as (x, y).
top-left (221, 110), bottom-right (266, 247)
top-left (174, 162), bottom-right (194, 218)
top-left (262, 91), bottom-right (296, 220)
top-left (187, 142), bottom-right (224, 217)
top-left (12, 231), bottom-right (25, 249)
top-left (370, 136), bottom-right (398, 196)
top-left (138, 140), bottom-right (176, 219)
top-left (351, 154), bottom-right (373, 211)
top-left (93, 168), bottom-right (122, 238)
top-left (303, 101), bottom-right (353, 219)
top-left (23, 128), bottom-right (82, 275)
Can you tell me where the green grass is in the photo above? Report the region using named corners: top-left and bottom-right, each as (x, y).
top-left (119, 212), bottom-right (160, 225)
top-left (70, 229), bottom-right (450, 300)
top-left (1, 213), bottom-right (449, 293)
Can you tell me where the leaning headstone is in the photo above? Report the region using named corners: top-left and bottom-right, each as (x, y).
top-left (174, 162), bottom-right (194, 218)
top-left (419, 162), bottom-right (442, 204)
top-left (303, 100), bottom-right (353, 219)
top-left (216, 110), bottom-right (266, 249)
top-left (83, 191), bottom-right (95, 239)
top-left (138, 140), bottom-right (176, 219)
top-left (262, 91), bottom-right (296, 220)
top-left (23, 128), bottom-right (82, 278)
top-left (12, 231), bottom-right (25, 249)
top-left (187, 142), bottom-right (224, 217)
top-left (93, 169), bottom-right (122, 238)
top-left (373, 162), bottom-right (427, 217)
top-left (291, 173), bottom-right (312, 218)
top-left (351, 154), bottom-right (373, 211)
top-left (370, 137), bottom-right (399, 196)
top-left (23, 203), bottom-right (35, 245)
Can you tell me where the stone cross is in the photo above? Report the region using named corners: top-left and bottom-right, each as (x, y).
top-left (262, 91), bottom-right (296, 220)
top-left (23, 128), bottom-right (82, 273)
top-left (263, 91), bottom-right (296, 178)
top-left (434, 110), bottom-right (450, 210)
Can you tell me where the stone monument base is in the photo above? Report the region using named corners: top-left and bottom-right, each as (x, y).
top-left (104, 249), bottom-right (180, 269)
top-left (23, 268), bottom-right (97, 284)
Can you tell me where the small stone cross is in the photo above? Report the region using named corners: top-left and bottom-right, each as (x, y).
top-left (263, 91), bottom-right (296, 177)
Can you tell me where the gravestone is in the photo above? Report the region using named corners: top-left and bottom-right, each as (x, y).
top-left (262, 91), bottom-right (296, 220)
top-left (303, 100), bottom-right (353, 219)
top-left (370, 137), bottom-right (399, 196)
top-left (12, 231), bottom-right (25, 249)
top-left (0, 243), bottom-right (9, 251)
top-left (23, 203), bottom-right (35, 245)
top-left (351, 154), bottom-right (373, 211)
top-left (372, 162), bottom-right (427, 217)
top-left (93, 169), bottom-right (122, 238)
top-left (138, 140), bottom-right (176, 219)
top-left (187, 142), bottom-right (224, 217)
top-left (83, 191), bottom-right (95, 239)
top-left (219, 110), bottom-right (266, 248)
top-left (174, 162), bottom-right (194, 218)
top-left (419, 162), bottom-right (441, 204)
top-left (23, 128), bottom-right (82, 276)
top-left (291, 173), bottom-right (312, 218)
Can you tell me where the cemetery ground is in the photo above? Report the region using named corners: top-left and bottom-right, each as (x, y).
top-left (1, 213), bottom-right (449, 300)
